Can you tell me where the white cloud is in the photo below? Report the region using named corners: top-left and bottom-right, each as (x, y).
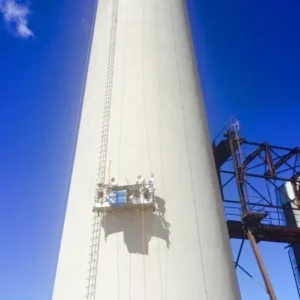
top-left (0, 0), bottom-right (33, 38)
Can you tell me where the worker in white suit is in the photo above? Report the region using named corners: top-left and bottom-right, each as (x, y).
top-left (110, 177), bottom-right (118, 186)
top-left (110, 177), bottom-right (118, 193)
top-left (136, 175), bottom-right (146, 203)
top-left (148, 173), bottom-right (155, 187)
top-left (148, 173), bottom-right (155, 203)
top-left (136, 175), bottom-right (145, 185)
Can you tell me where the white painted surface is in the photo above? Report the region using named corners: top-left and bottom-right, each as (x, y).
top-left (278, 182), bottom-right (300, 227)
top-left (52, 0), bottom-right (241, 299)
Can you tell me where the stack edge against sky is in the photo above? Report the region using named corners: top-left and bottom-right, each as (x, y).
top-left (53, 0), bottom-right (241, 299)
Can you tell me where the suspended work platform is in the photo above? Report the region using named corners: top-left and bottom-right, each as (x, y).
top-left (93, 181), bottom-right (155, 213)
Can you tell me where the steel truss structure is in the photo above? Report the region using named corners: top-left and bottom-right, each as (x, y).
top-left (213, 117), bottom-right (300, 300)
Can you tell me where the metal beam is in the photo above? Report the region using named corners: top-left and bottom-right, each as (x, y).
top-left (265, 148), bottom-right (298, 176)
top-left (241, 146), bottom-right (264, 169)
top-left (247, 230), bottom-right (277, 300)
top-left (243, 141), bottom-right (299, 152)
top-left (221, 170), bottom-right (300, 182)
top-left (227, 220), bottom-right (300, 244)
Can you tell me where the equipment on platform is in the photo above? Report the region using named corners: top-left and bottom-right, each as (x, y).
top-left (93, 174), bottom-right (155, 213)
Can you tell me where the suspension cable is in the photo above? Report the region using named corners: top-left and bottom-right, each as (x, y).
top-left (155, 0), bottom-right (164, 297)
top-left (168, 0), bottom-right (208, 298)
top-left (141, 0), bottom-right (148, 299)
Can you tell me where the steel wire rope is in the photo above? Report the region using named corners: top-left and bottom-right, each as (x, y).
top-left (128, 253), bottom-right (132, 300)
top-left (115, 0), bottom-right (130, 297)
top-left (104, 161), bottom-right (111, 239)
top-left (114, 0), bottom-right (129, 297)
top-left (236, 263), bottom-right (267, 293)
top-left (141, 1), bottom-right (149, 299)
top-left (141, 200), bottom-right (147, 300)
top-left (168, 0), bottom-right (208, 298)
top-left (153, 6), bottom-right (170, 298)
top-left (155, 1), bottom-right (164, 298)
top-left (116, 229), bottom-right (120, 300)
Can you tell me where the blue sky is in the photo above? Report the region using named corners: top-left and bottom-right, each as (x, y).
top-left (1, 0), bottom-right (300, 299)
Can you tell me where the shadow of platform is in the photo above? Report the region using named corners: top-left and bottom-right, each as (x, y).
top-left (101, 197), bottom-right (170, 255)
top-left (155, 196), bottom-right (166, 217)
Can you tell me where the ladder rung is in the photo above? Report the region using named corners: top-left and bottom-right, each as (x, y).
top-left (87, 0), bottom-right (119, 293)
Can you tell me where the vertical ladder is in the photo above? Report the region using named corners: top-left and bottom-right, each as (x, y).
top-left (229, 117), bottom-right (244, 176)
top-left (228, 116), bottom-right (250, 211)
top-left (86, 0), bottom-right (120, 299)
